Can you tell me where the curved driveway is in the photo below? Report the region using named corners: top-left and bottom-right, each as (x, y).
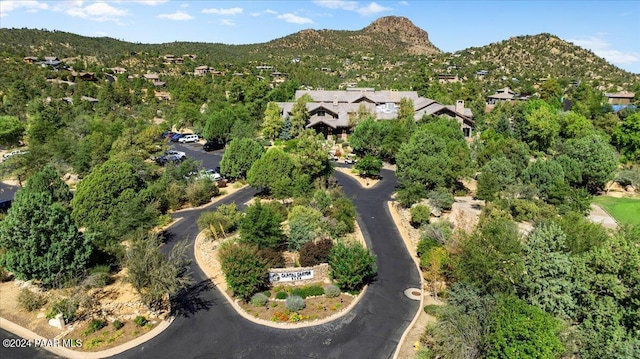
top-left (1, 144), bottom-right (421, 359)
top-left (114, 166), bottom-right (420, 359)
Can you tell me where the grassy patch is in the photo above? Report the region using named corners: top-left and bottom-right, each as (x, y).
top-left (592, 196), bottom-right (640, 226)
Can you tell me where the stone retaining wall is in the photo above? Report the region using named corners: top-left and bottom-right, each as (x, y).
top-left (268, 263), bottom-right (329, 286)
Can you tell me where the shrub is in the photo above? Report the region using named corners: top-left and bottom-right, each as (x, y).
top-left (84, 319), bottom-right (107, 336)
top-left (186, 178), bottom-right (219, 207)
top-left (250, 293), bottom-right (269, 307)
top-left (218, 241), bottom-right (268, 301)
top-left (410, 205), bottom-right (431, 228)
top-left (197, 203), bottom-right (242, 237)
top-left (417, 238), bottom-right (440, 258)
top-left (257, 248), bottom-right (285, 268)
top-left (275, 291), bottom-right (288, 300)
top-left (324, 284), bottom-right (341, 298)
top-left (134, 316), bottom-right (148, 327)
top-left (287, 206), bottom-right (322, 251)
top-left (423, 304), bottom-right (440, 316)
top-left (165, 181), bottom-right (186, 210)
top-left (18, 288), bottom-right (47, 312)
top-left (299, 238), bottom-right (333, 267)
top-left (83, 270), bottom-right (112, 288)
top-left (239, 199), bottom-right (286, 250)
top-left (264, 201), bottom-right (289, 221)
top-left (290, 285), bottom-right (325, 298)
top-left (46, 298), bottom-right (79, 322)
top-left (397, 183), bottom-right (427, 208)
top-left (285, 295), bottom-right (306, 311)
top-left (327, 196), bottom-right (355, 238)
top-left (113, 320), bottom-right (124, 330)
top-left (427, 188), bottom-right (454, 211)
top-left (263, 290), bottom-right (272, 297)
top-left (329, 241), bottom-right (377, 293)
top-left (420, 221), bottom-right (453, 246)
top-left (0, 266), bottom-right (11, 282)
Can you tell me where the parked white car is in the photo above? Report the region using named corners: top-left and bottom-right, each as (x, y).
top-left (178, 134), bottom-right (199, 143)
top-left (345, 153), bottom-right (358, 164)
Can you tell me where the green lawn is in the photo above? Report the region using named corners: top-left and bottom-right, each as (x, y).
top-left (592, 196), bottom-right (640, 226)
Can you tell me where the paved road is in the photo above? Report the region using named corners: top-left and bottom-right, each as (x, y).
top-left (1, 143), bottom-right (421, 359)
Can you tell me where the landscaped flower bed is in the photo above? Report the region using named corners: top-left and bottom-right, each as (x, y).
top-left (234, 283), bottom-right (355, 323)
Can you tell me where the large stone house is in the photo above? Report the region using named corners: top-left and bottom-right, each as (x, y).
top-left (277, 88), bottom-right (474, 140)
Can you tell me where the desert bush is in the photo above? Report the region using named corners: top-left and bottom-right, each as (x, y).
top-left (18, 288), bottom-right (47, 312)
top-left (397, 183), bottom-right (427, 208)
top-left (275, 291), bottom-right (288, 300)
top-left (427, 188), bottom-right (454, 211)
top-left (421, 221), bottom-right (454, 246)
top-left (324, 284), bottom-right (341, 298)
top-left (46, 298), bottom-right (79, 322)
top-left (218, 241), bottom-right (268, 301)
top-left (165, 181), bottom-right (186, 210)
top-left (410, 205), bottom-right (431, 228)
top-left (197, 204), bottom-right (242, 240)
top-left (250, 293), bottom-right (269, 307)
top-left (257, 248), bottom-right (285, 268)
top-left (186, 178), bottom-right (219, 207)
top-left (264, 201), bottom-right (289, 220)
top-left (134, 315), bottom-right (148, 327)
top-left (83, 266), bottom-right (112, 288)
top-left (329, 241), bottom-right (377, 293)
top-left (113, 320), bottom-right (124, 330)
top-left (287, 206), bottom-right (322, 251)
top-left (285, 295), bottom-right (306, 311)
top-left (299, 238), bottom-right (333, 267)
top-left (84, 319), bottom-right (107, 336)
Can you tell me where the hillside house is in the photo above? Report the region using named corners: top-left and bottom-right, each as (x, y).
top-left (143, 73), bottom-right (160, 81)
top-left (23, 56), bottom-right (38, 64)
top-left (438, 74), bottom-right (458, 83)
top-left (71, 71), bottom-right (97, 82)
top-left (109, 67), bottom-right (127, 74)
top-left (277, 88), bottom-right (474, 140)
top-left (486, 87), bottom-right (517, 105)
top-left (605, 91), bottom-right (635, 105)
top-left (194, 66), bottom-right (211, 76)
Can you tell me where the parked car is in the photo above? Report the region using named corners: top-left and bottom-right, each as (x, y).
top-left (328, 152), bottom-right (339, 161)
top-left (187, 169), bottom-right (222, 182)
top-left (166, 150), bottom-right (186, 158)
top-left (2, 150), bottom-right (28, 160)
top-left (155, 150), bottom-right (186, 165)
top-left (155, 154), bottom-right (185, 165)
top-left (170, 133), bottom-right (187, 142)
top-left (203, 140), bottom-right (225, 152)
top-left (345, 153), bottom-right (358, 164)
top-left (178, 134), bottom-right (199, 143)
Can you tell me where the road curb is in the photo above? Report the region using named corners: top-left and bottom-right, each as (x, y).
top-left (387, 201), bottom-right (425, 359)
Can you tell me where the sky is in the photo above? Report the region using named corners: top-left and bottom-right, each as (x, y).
top-left (1, 0), bottom-right (639, 73)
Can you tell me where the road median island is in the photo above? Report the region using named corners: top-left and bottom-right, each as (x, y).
top-left (194, 225), bottom-right (369, 329)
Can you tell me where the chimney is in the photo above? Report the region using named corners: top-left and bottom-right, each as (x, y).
top-left (455, 100), bottom-right (464, 113)
top-left (333, 95), bottom-right (338, 107)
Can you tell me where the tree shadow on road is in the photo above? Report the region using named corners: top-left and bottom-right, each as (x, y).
top-left (170, 279), bottom-right (215, 318)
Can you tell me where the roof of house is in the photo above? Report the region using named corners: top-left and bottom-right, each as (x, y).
top-left (279, 88), bottom-right (474, 126)
top-left (144, 73), bottom-right (159, 80)
top-left (487, 87), bottom-right (517, 100)
top-left (605, 91), bottom-right (635, 98)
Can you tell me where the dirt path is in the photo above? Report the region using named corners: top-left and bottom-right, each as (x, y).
top-left (588, 204), bottom-right (618, 229)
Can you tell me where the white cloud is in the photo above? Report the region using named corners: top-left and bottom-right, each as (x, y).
top-left (66, 2), bottom-right (130, 22)
top-left (0, 0), bottom-right (48, 16)
top-left (568, 35), bottom-right (639, 65)
top-left (180, 3), bottom-right (189, 8)
top-left (356, 2), bottom-right (391, 15)
top-left (313, 0), bottom-right (390, 16)
top-left (399, 1), bottom-right (409, 5)
top-left (249, 12), bottom-right (261, 16)
top-left (157, 10), bottom-right (193, 20)
top-left (220, 19), bottom-right (235, 26)
top-left (277, 13), bottom-right (313, 24)
top-left (202, 7), bottom-right (243, 15)
top-left (264, 9), bottom-right (278, 14)
top-left (131, 0), bottom-right (169, 5)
